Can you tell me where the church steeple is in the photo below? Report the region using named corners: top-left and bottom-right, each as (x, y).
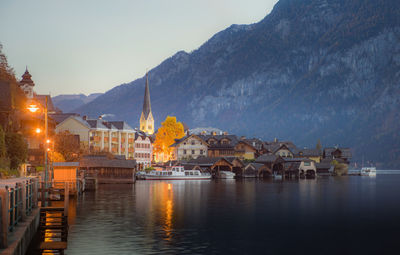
top-left (19, 67), bottom-right (35, 98)
top-left (142, 72), bottom-right (151, 119)
top-left (139, 72), bottom-right (154, 134)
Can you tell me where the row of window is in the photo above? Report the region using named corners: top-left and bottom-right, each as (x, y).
top-left (135, 152), bottom-right (151, 159)
top-left (183, 149), bottom-right (204, 155)
top-left (136, 143), bottom-right (151, 148)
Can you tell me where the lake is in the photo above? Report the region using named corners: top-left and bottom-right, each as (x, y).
top-left (65, 174), bottom-right (400, 255)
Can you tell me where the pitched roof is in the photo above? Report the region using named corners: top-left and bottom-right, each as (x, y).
top-left (142, 72), bottom-right (152, 119)
top-left (20, 68), bottom-right (34, 86)
top-left (86, 119), bottom-right (108, 129)
top-left (298, 148), bottom-right (321, 157)
top-left (49, 113), bottom-right (80, 124)
top-left (80, 155), bottom-right (136, 168)
top-left (34, 94), bottom-right (58, 113)
top-left (255, 154), bottom-right (278, 163)
top-left (187, 157), bottom-right (233, 167)
top-left (108, 121), bottom-right (134, 131)
top-left (245, 163), bottom-right (265, 171)
top-left (242, 138), bottom-right (263, 150)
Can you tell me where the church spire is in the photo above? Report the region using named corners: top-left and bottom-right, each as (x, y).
top-left (142, 72), bottom-right (151, 119)
top-left (139, 72), bottom-right (154, 134)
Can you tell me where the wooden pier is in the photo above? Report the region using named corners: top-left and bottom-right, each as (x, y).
top-left (37, 182), bottom-right (69, 255)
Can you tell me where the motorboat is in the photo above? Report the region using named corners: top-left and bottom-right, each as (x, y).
top-left (218, 171), bottom-right (235, 179)
top-left (360, 167), bottom-right (376, 176)
top-left (144, 166), bottom-right (211, 180)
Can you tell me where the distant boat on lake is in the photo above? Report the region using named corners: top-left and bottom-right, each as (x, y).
top-left (360, 167), bottom-right (376, 177)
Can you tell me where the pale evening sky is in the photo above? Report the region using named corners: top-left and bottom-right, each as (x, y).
top-left (0, 0), bottom-right (278, 96)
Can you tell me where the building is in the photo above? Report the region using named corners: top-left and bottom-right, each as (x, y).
top-left (139, 72), bottom-right (154, 135)
top-left (297, 148), bottom-right (322, 163)
top-left (170, 134), bottom-right (208, 160)
top-left (198, 134), bottom-right (238, 157)
top-left (323, 147), bottom-right (352, 164)
top-left (134, 131), bottom-right (152, 170)
top-left (234, 140), bottom-right (258, 160)
top-left (55, 116), bottom-right (137, 160)
top-left (19, 68), bottom-right (35, 98)
top-left (80, 155), bottom-right (136, 184)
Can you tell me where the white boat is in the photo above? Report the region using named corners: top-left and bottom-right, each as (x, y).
top-left (144, 166), bottom-right (211, 180)
top-left (360, 167), bottom-right (376, 176)
top-left (273, 173), bottom-right (283, 180)
top-left (218, 171), bottom-right (235, 179)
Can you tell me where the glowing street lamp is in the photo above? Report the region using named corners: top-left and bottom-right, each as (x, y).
top-left (36, 128), bottom-right (42, 134)
top-left (27, 104), bottom-right (40, 113)
top-left (27, 99), bottom-right (49, 206)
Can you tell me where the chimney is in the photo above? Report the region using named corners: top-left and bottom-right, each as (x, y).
top-left (223, 131), bottom-right (228, 135)
top-left (240, 136), bottom-right (246, 140)
top-left (211, 131), bottom-right (217, 136)
top-left (98, 115), bottom-right (103, 120)
top-left (83, 115), bottom-right (87, 120)
top-left (274, 138), bottom-right (278, 143)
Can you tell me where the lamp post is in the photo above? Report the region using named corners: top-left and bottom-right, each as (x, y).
top-left (27, 97), bottom-right (48, 206)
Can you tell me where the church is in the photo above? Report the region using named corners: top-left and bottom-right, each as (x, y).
top-left (139, 72), bottom-right (154, 135)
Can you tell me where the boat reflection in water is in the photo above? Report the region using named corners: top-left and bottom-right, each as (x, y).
top-left (65, 176), bottom-right (400, 255)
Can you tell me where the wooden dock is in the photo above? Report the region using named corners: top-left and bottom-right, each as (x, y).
top-left (37, 183), bottom-right (69, 255)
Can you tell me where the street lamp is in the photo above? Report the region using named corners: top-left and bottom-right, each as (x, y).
top-left (27, 98), bottom-right (49, 206)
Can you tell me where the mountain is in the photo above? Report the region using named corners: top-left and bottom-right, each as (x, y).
top-left (52, 93), bottom-right (102, 112)
top-left (75, 0), bottom-right (400, 168)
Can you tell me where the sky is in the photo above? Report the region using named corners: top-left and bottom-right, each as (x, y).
top-left (0, 0), bottom-right (278, 96)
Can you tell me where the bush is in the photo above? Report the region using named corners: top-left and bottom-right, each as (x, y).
top-left (332, 160), bottom-right (348, 176)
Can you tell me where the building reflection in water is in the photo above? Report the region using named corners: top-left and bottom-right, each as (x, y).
top-left (134, 180), bottom-right (209, 244)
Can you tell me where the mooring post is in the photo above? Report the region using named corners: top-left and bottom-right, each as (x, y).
top-left (64, 182), bottom-right (69, 217)
top-left (0, 189), bottom-right (9, 248)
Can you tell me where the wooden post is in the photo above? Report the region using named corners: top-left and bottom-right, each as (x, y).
top-left (64, 182), bottom-right (69, 217)
top-left (0, 189), bottom-right (9, 248)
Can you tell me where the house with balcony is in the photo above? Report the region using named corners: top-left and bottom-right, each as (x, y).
top-left (170, 134), bottom-right (208, 160)
top-left (55, 116), bottom-right (138, 160)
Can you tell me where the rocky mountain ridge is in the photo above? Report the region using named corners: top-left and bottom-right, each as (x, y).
top-left (75, 0), bottom-right (400, 168)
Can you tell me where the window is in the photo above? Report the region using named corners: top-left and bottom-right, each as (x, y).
top-left (183, 149), bottom-right (187, 155)
top-left (142, 126), bottom-right (145, 130)
top-left (191, 141), bottom-right (195, 145)
top-left (148, 125), bottom-right (152, 129)
top-left (304, 162), bottom-right (311, 166)
top-left (222, 140), bottom-right (229, 145)
top-left (192, 150), bottom-right (195, 154)
top-left (200, 149), bottom-right (203, 155)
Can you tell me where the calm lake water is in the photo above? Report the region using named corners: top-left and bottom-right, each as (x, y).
top-left (65, 174), bottom-right (400, 255)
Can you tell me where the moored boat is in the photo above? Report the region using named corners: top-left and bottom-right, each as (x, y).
top-left (218, 171), bottom-right (235, 179)
top-left (360, 167), bottom-right (376, 176)
top-left (144, 166), bottom-right (211, 180)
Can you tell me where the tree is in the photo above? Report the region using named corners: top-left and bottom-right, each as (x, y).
top-left (0, 126), bottom-right (6, 158)
top-left (153, 116), bottom-right (185, 162)
top-left (5, 132), bottom-right (27, 170)
top-left (54, 131), bottom-right (81, 161)
top-left (316, 139), bottom-right (322, 151)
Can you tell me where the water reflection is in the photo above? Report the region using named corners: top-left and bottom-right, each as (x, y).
top-left (65, 176), bottom-right (400, 255)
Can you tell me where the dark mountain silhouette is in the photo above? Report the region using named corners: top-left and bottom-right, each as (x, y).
top-left (75, 0), bottom-right (400, 168)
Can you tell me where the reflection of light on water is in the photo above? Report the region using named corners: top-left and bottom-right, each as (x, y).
top-left (168, 183), bottom-right (171, 190)
top-left (164, 199), bottom-right (173, 241)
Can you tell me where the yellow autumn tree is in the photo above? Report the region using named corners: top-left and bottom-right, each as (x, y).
top-left (153, 116), bottom-right (185, 162)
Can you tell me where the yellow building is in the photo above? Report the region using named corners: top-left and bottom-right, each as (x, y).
top-left (140, 72), bottom-right (154, 135)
